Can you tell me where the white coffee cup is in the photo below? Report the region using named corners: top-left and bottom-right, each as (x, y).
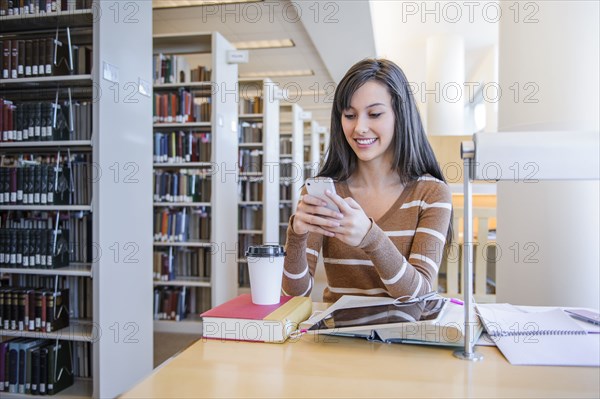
top-left (245, 245), bottom-right (286, 305)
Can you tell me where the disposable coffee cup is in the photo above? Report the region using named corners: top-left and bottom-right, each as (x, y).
top-left (245, 245), bottom-right (286, 305)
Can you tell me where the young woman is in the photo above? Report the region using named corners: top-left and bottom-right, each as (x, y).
top-left (282, 59), bottom-right (452, 302)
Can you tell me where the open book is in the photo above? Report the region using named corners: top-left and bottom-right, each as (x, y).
top-left (301, 295), bottom-right (482, 347)
top-left (477, 303), bottom-right (600, 366)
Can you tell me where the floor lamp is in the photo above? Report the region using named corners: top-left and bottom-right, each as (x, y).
top-left (454, 131), bottom-right (599, 361)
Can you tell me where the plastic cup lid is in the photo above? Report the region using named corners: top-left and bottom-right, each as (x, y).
top-left (245, 245), bottom-right (286, 257)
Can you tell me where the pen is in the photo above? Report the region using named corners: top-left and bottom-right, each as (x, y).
top-left (447, 298), bottom-right (464, 306)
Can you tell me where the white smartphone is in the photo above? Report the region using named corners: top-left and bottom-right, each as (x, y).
top-left (305, 177), bottom-right (340, 213)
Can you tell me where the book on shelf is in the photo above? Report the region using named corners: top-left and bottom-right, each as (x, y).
top-left (153, 90), bottom-right (211, 123)
top-left (153, 131), bottom-right (211, 164)
top-left (0, 288), bottom-right (69, 333)
top-left (201, 294), bottom-right (313, 343)
top-left (301, 295), bottom-right (482, 347)
top-left (0, 337), bottom-right (74, 395)
top-left (0, 31), bottom-right (89, 80)
top-left (0, 0), bottom-right (92, 16)
top-left (0, 97), bottom-right (92, 142)
top-left (476, 303), bottom-right (600, 366)
top-left (153, 246), bottom-right (211, 281)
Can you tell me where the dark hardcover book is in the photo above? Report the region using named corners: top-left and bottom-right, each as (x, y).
top-left (38, 36), bottom-right (46, 76)
top-left (17, 40), bottom-right (24, 78)
top-left (47, 341), bottom-right (74, 395)
top-left (0, 339), bottom-right (14, 392)
top-left (15, 103), bottom-right (23, 141)
top-left (33, 230), bottom-right (41, 267)
top-left (26, 166), bottom-right (34, 205)
top-left (15, 230), bottom-right (23, 267)
top-left (1, 288), bottom-right (10, 329)
top-left (40, 164), bottom-right (48, 205)
top-left (45, 37), bottom-right (53, 76)
top-left (34, 165), bottom-right (42, 204)
top-left (25, 40), bottom-right (32, 77)
top-left (10, 290), bottom-right (18, 330)
top-left (2, 40), bottom-right (10, 79)
top-left (17, 289), bottom-right (26, 331)
top-left (32, 39), bottom-right (39, 76)
top-left (46, 165), bottom-right (54, 204)
top-left (0, 98), bottom-right (4, 141)
top-left (42, 102), bottom-right (52, 140)
top-left (45, 289), bottom-right (69, 333)
top-left (7, 349), bottom-right (17, 393)
top-left (21, 230), bottom-right (30, 267)
top-left (34, 291), bottom-right (43, 331)
top-left (27, 290), bottom-right (36, 331)
top-left (30, 347), bottom-right (40, 394)
top-left (38, 346), bottom-right (47, 395)
top-left (33, 102), bottom-right (41, 140)
top-left (0, 287), bottom-right (5, 328)
top-left (9, 167), bottom-right (17, 203)
top-left (10, 39), bottom-right (18, 79)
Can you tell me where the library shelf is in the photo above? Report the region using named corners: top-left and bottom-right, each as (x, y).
top-left (0, 140), bottom-right (93, 150)
top-left (0, 3), bottom-right (154, 397)
top-left (151, 31), bottom-right (239, 322)
top-left (153, 81), bottom-right (212, 89)
top-left (153, 162), bottom-right (213, 168)
top-left (153, 241), bottom-right (213, 248)
top-left (153, 122), bottom-right (212, 128)
top-left (0, 9), bottom-right (94, 32)
top-left (0, 205), bottom-right (92, 211)
top-left (153, 279), bottom-right (211, 288)
top-left (0, 377), bottom-right (93, 398)
top-left (0, 319), bottom-right (95, 342)
top-left (239, 113), bottom-right (263, 120)
top-left (0, 74), bottom-right (92, 88)
top-left (239, 142), bottom-right (263, 149)
top-left (239, 201), bottom-right (263, 206)
top-left (238, 230), bottom-right (263, 235)
top-left (0, 263), bottom-right (93, 277)
top-left (153, 202), bottom-right (211, 207)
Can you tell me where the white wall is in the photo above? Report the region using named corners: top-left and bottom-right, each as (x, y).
top-left (496, 1), bottom-right (599, 308)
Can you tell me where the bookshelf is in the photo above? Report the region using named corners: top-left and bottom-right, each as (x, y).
top-left (237, 78), bottom-right (280, 289)
top-left (0, 2), bottom-right (153, 398)
top-left (152, 32), bottom-right (239, 334)
top-left (278, 103), bottom-right (304, 244)
top-left (302, 113), bottom-right (320, 179)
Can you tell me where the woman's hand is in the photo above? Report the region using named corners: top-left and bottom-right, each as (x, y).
top-left (324, 190), bottom-right (372, 247)
top-left (292, 193), bottom-right (344, 236)
top-left (292, 189), bottom-right (372, 247)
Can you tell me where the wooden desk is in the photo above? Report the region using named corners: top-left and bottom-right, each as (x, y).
top-left (121, 334), bottom-right (599, 398)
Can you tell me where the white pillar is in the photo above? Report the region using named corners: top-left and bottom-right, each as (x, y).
top-left (426, 35), bottom-right (465, 135)
top-left (496, 1), bottom-right (599, 307)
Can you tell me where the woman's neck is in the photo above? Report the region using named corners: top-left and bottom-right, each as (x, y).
top-left (348, 161), bottom-right (402, 190)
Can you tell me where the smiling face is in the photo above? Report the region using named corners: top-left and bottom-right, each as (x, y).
top-left (341, 80), bottom-right (396, 167)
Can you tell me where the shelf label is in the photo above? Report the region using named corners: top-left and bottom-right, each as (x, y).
top-left (103, 61), bottom-right (120, 83)
top-left (138, 78), bottom-right (151, 97)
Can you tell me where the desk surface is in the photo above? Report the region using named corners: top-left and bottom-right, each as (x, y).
top-left (122, 334), bottom-right (600, 398)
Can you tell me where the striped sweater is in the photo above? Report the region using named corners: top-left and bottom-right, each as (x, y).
top-left (282, 175), bottom-right (452, 303)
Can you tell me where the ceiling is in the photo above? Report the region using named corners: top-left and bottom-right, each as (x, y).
top-left (153, 0), bottom-right (499, 129)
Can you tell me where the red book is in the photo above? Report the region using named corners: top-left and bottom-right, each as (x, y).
top-left (200, 294), bottom-right (312, 343)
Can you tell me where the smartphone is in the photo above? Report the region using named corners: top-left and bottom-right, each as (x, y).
top-left (305, 177), bottom-right (340, 213)
top-left (564, 309), bottom-right (600, 325)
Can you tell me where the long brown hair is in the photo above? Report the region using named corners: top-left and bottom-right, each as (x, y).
top-left (318, 58), bottom-right (453, 242)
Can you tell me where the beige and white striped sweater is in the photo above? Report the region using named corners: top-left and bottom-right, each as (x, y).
top-left (282, 175), bottom-right (452, 303)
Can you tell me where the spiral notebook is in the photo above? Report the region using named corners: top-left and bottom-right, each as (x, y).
top-left (477, 304), bottom-right (600, 366)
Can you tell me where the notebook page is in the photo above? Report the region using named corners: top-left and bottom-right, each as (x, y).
top-left (477, 304), bottom-right (599, 366)
top-left (477, 305), bottom-right (586, 336)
